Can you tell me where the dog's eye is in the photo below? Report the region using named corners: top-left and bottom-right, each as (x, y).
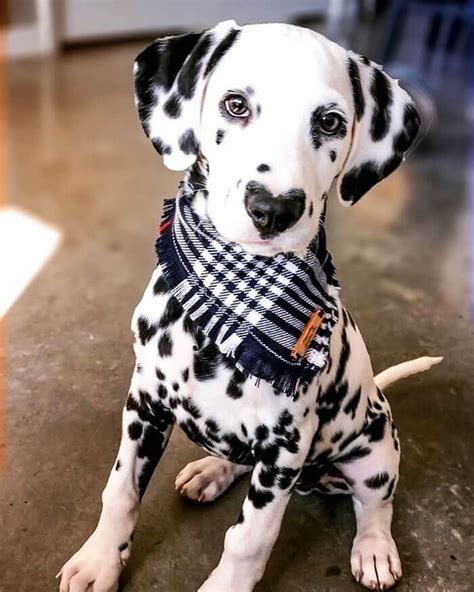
top-left (320, 112), bottom-right (344, 134)
top-left (224, 94), bottom-right (250, 118)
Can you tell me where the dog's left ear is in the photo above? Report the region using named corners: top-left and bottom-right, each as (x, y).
top-left (133, 20), bottom-right (240, 171)
top-left (337, 51), bottom-right (421, 206)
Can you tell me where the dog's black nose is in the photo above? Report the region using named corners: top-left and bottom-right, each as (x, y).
top-left (244, 182), bottom-right (305, 238)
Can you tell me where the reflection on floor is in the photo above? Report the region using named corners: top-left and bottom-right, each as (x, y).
top-left (1, 41), bottom-right (472, 592)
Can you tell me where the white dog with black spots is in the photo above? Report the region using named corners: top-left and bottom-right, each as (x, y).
top-left (58, 21), bottom-right (442, 592)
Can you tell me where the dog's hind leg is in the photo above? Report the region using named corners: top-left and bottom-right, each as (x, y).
top-left (57, 378), bottom-right (175, 592)
top-left (176, 456), bottom-right (252, 502)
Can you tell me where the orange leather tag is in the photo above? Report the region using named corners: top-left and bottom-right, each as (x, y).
top-left (291, 309), bottom-right (324, 360)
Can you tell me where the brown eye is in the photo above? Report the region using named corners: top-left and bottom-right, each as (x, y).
top-left (320, 112), bottom-right (343, 134)
top-left (224, 94), bottom-right (250, 118)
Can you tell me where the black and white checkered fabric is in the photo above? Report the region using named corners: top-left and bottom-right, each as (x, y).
top-left (156, 190), bottom-right (340, 397)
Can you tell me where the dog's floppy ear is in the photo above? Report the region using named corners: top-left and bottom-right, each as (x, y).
top-left (134, 20), bottom-right (240, 171)
top-left (337, 51), bottom-right (421, 205)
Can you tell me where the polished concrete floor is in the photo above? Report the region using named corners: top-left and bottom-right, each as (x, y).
top-left (1, 42), bottom-right (473, 592)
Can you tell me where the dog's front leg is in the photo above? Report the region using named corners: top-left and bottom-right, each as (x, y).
top-left (58, 387), bottom-right (174, 592)
top-left (199, 416), bottom-right (316, 592)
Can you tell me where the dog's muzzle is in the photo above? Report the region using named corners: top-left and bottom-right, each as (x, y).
top-left (244, 181), bottom-right (305, 238)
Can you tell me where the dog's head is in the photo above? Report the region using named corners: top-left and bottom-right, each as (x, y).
top-left (134, 22), bottom-right (420, 256)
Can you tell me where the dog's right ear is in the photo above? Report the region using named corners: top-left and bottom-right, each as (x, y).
top-left (134, 20), bottom-right (240, 171)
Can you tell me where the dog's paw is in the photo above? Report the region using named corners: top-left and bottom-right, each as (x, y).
top-left (351, 532), bottom-right (402, 590)
top-left (57, 530), bottom-right (129, 592)
top-left (175, 457), bottom-right (243, 502)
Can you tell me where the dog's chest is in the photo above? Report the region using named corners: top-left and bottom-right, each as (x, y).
top-left (141, 337), bottom-right (312, 464)
top-left (132, 270), bottom-right (366, 466)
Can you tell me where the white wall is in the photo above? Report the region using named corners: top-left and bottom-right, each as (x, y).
top-left (62, 0), bottom-right (326, 42)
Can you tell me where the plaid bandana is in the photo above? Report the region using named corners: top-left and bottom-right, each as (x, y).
top-left (156, 190), bottom-right (340, 398)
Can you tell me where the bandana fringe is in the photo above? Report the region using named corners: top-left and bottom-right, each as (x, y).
top-left (220, 334), bottom-right (243, 356)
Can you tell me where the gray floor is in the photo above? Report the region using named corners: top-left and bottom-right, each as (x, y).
top-left (1, 41), bottom-right (473, 592)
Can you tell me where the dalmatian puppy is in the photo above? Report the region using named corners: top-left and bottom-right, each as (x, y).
top-left (58, 21), bottom-right (441, 592)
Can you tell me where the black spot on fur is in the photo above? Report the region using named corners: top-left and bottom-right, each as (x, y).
top-left (115, 459), bottom-right (121, 471)
top-left (179, 129), bottom-right (198, 155)
top-left (393, 102), bottom-right (421, 153)
top-left (183, 314), bottom-right (206, 349)
top-left (178, 418), bottom-right (212, 451)
top-left (182, 368), bottom-right (189, 382)
top-left (172, 382), bottom-right (179, 392)
top-left (274, 410), bottom-right (293, 433)
top-left (157, 384), bottom-right (168, 399)
top-left (158, 297), bottom-right (183, 329)
top-left (335, 329), bottom-right (351, 383)
top-left (186, 158), bottom-right (209, 197)
top-left (204, 28), bottom-right (240, 77)
top-left (241, 423), bottom-right (248, 437)
top-left (181, 397), bottom-right (202, 419)
top-left (383, 477), bottom-right (396, 500)
top-left (329, 150), bottom-right (337, 162)
top-left (156, 368), bottom-right (165, 381)
top-left (257, 163), bottom-right (270, 173)
top-left (309, 202), bottom-right (314, 218)
top-left (177, 32), bottom-right (213, 99)
top-left (226, 369), bottom-right (246, 399)
top-left (153, 275), bottom-right (170, 295)
top-left (254, 442), bottom-right (280, 466)
top-left (151, 137), bottom-right (171, 156)
top-left (248, 485), bottom-right (275, 509)
top-left (256, 425), bottom-right (269, 441)
top-left (331, 430), bottom-right (344, 444)
top-left (366, 414), bottom-right (386, 442)
top-left (222, 433), bottom-right (253, 464)
top-left (338, 430), bottom-right (358, 451)
top-left (343, 388), bottom-right (362, 419)
top-left (194, 342), bottom-right (222, 380)
top-left (206, 418), bottom-right (219, 433)
top-left (137, 316), bottom-right (158, 346)
top-left (336, 445), bottom-right (371, 464)
top-left (259, 466), bottom-right (278, 488)
top-left (164, 93), bottom-right (181, 118)
top-left (340, 161), bottom-right (385, 204)
top-left (137, 421), bottom-right (172, 499)
top-left (347, 57), bottom-right (365, 121)
top-left (128, 421), bottom-right (143, 441)
top-left (216, 129), bottom-right (225, 144)
top-left (277, 466), bottom-right (300, 490)
top-left (370, 68), bottom-right (393, 141)
top-left (136, 33), bottom-right (201, 93)
top-left (364, 471), bottom-right (390, 489)
top-left (236, 509), bottom-right (245, 524)
top-left (118, 542), bottom-right (128, 552)
top-left (158, 331), bottom-right (173, 357)
top-left (317, 380), bottom-right (349, 428)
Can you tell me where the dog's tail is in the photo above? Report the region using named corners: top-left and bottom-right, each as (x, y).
top-left (374, 356), bottom-right (443, 390)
